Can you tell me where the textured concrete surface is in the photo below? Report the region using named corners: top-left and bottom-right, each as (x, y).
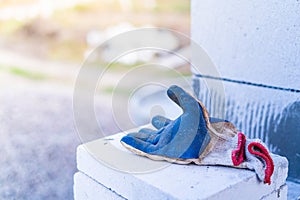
top-left (191, 0), bottom-right (300, 182)
top-left (191, 0), bottom-right (300, 90)
top-left (261, 184), bottom-right (287, 200)
top-left (286, 181), bottom-right (300, 200)
top-left (76, 132), bottom-right (288, 200)
top-left (74, 175), bottom-right (291, 200)
top-left (192, 79), bottom-right (300, 179)
top-left (74, 172), bottom-right (125, 200)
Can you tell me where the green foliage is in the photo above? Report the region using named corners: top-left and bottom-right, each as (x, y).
top-left (154, 0), bottom-right (190, 13)
top-left (0, 19), bottom-right (24, 34)
top-left (0, 65), bottom-right (48, 80)
top-left (71, 4), bottom-right (91, 12)
top-left (9, 67), bottom-right (47, 80)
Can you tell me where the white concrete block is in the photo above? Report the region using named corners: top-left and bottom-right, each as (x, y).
top-left (261, 184), bottom-right (288, 200)
top-left (191, 0), bottom-right (300, 90)
top-left (286, 181), bottom-right (300, 200)
top-left (192, 78), bottom-right (300, 180)
top-left (74, 172), bottom-right (125, 200)
top-left (76, 132), bottom-right (288, 200)
top-left (74, 174), bottom-right (288, 200)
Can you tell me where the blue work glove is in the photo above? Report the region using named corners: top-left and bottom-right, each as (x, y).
top-left (121, 85), bottom-right (211, 161)
top-left (121, 85), bottom-right (276, 184)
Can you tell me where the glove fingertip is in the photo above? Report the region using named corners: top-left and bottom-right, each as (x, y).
top-left (151, 115), bottom-right (170, 129)
top-left (167, 86), bottom-right (180, 104)
top-left (121, 135), bottom-right (141, 147)
top-left (120, 135), bottom-right (132, 145)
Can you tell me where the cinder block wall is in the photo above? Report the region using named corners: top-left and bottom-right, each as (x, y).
top-left (191, 0), bottom-right (300, 181)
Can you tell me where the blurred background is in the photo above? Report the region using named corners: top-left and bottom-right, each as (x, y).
top-left (0, 0), bottom-right (190, 199)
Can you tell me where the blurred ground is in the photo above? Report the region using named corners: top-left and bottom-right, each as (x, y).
top-left (0, 83), bottom-right (78, 199)
top-left (0, 53), bottom-right (120, 199)
top-left (0, 0), bottom-right (190, 199)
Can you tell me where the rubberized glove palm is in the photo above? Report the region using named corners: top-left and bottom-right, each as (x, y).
top-left (121, 85), bottom-right (211, 161)
top-left (121, 85), bottom-right (274, 184)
